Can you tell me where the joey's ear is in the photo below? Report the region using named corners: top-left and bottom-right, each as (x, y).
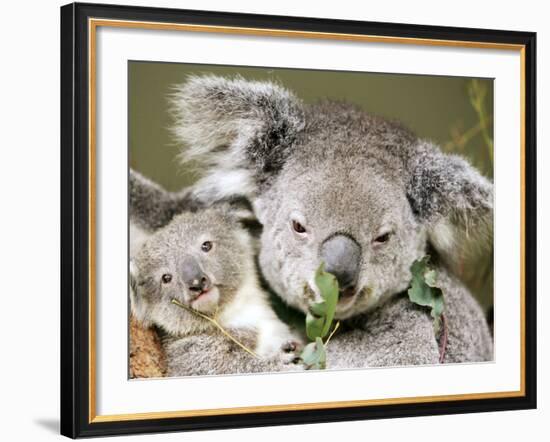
top-left (129, 169), bottom-right (171, 230)
top-left (406, 140), bottom-right (493, 261)
top-left (170, 75), bottom-right (305, 202)
top-left (129, 261), bottom-right (150, 325)
top-left (226, 205), bottom-right (256, 225)
top-left (213, 200), bottom-right (261, 231)
top-left (130, 168), bottom-right (207, 230)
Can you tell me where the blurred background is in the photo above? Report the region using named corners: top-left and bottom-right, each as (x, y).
top-left (129, 61), bottom-right (494, 312)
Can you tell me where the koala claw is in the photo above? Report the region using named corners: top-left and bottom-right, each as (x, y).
top-left (282, 340), bottom-right (298, 353)
top-left (278, 339), bottom-right (303, 365)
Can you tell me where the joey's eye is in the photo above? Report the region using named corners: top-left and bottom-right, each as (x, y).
top-left (201, 241), bottom-right (213, 252)
top-left (292, 220), bottom-right (306, 234)
top-left (373, 232), bottom-right (391, 244)
top-left (161, 273), bottom-right (172, 284)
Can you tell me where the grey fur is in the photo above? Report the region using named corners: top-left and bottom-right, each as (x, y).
top-left (130, 207), bottom-right (248, 334)
top-left (163, 331), bottom-right (301, 377)
top-left (129, 168), bottom-right (260, 256)
top-left (436, 267), bottom-right (493, 362)
top-left (130, 168), bottom-right (206, 231)
top-left (171, 76), bottom-right (494, 366)
top-left (328, 266), bottom-right (492, 368)
top-left (130, 206), bottom-right (301, 375)
top-left (328, 296), bottom-right (440, 369)
top-left (170, 75), bottom-right (305, 202)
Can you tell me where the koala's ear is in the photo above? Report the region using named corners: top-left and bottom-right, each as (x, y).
top-left (170, 75), bottom-right (305, 202)
top-left (213, 200), bottom-right (261, 232)
top-left (129, 260), bottom-right (150, 326)
top-left (130, 168), bottom-right (208, 230)
top-left (406, 140), bottom-right (493, 261)
top-left (226, 205), bottom-right (256, 225)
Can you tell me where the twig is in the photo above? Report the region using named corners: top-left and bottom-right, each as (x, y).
top-left (445, 116), bottom-right (492, 152)
top-left (171, 298), bottom-right (259, 358)
top-left (468, 79), bottom-right (494, 163)
top-left (324, 321), bottom-right (341, 348)
top-left (438, 313), bottom-right (448, 364)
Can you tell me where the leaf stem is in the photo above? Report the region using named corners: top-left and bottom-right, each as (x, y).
top-left (171, 298), bottom-right (259, 358)
top-left (438, 313), bottom-right (449, 363)
top-left (324, 321), bottom-right (340, 348)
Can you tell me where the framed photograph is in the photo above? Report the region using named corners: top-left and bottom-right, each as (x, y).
top-left (60, 2), bottom-right (536, 438)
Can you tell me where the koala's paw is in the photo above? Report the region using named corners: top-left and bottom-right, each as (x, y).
top-left (279, 339), bottom-right (303, 365)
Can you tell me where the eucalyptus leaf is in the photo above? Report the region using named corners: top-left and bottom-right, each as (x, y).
top-left (310, 301), bottom-right (327, 317)
top-left (300, 341), bottom-right (318, 367)
top-left (314, 264), bottom-right (339, 337)
top-left (305, 312), bottom-right (325, 341)
top-left (300, 338), bottom-right (326, 370)
top-left (408, 256), bottom-right (445, 333)
top-left (424, 269), bottom-right (438, 287)
top-left (300, 263), bottom-right (341, 370)
top-left (315, 337), bottom-right (327, 370)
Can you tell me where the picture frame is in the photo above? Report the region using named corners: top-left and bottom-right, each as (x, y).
top-left (60, 2), bottom-right (537, 438)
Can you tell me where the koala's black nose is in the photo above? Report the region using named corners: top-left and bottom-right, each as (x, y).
top-left (320, 234), bottom-right (361, 292)
top-left (181, 257), bottom-right (211, 294)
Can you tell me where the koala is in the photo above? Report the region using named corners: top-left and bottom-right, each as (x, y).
top-left (167, 75), bottom-right (493, 367)
top-left (129, 168), bottom-right (260, 257)
top-left (129, 169), bottom-right (206, 257)
top-left (130, 204), bottom-right (302, 376)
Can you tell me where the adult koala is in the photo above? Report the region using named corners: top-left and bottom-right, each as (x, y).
top-left (165, 75), bottom-right (493, 367)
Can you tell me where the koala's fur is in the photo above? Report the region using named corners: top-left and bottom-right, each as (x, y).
top-left (130, 168), bottom-right (210, 232)
top-left (163, 331), bottom-right (302, 376)
top-left (130, 168), bottom-right (260, 257)
top-left (168, 75), bottom-right (493, 367)
top-left (129, 169), bottom-right (205, 257)
top-left (327, 268), bottom-right (493, 368)
top-left (130, 205), bottom-right (301, 376)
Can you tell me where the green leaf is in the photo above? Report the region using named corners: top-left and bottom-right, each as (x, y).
top-left (315, 337), bottom-right (327, 370)
top-left (300, 337), bottom-right (327, 370)
top-left (314, 263), bottom-right (339, 337)
top-left (424, 269), bottom-right (438, 287)
top-left (407, 256), bottom-right (445, 332)
top-left (309, 301), bottom-right (327, 317)
top-left (301, 263), bottom-right (340, 370)
top-left (305, 312), bottom-right (325, 341)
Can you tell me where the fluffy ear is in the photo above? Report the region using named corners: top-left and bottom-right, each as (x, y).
top-left (129, 168), bottom-right (207, 231)
top-left (406, 140), bottom-right (493, 262)
top-left (129, 260), bottom-right (150, 326)
top-left (170, 75), bottom-right (305, 202)
top-left (225, 204), bottom-right (256, 225)
top-left (210, 199), bottom-right (262, 237)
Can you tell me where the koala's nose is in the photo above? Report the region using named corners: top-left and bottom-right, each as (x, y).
top-left (320, 234), bottom-right (361, 291)
top-left (181, 257), bottom-right (211, 294)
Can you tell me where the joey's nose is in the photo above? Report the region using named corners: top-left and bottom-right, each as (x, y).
top-left (320, 234), bottom-right (361, 291)
top-left (188, 275), bottom-right (211, 294)
top-left (181, 257), bottom-right (211, 294)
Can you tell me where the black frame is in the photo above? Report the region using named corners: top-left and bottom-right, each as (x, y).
top-left (60, 2), bottom-right (537, 438)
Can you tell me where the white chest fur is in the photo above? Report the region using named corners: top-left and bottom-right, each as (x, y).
top-left (218, 271), bottom-right (293, 359)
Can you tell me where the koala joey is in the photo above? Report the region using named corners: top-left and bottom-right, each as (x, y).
top-left (168, 75), bottom-right (493, 366)
top-left (130, 204), bottom-right (302, 376)
top-left (129, 168), bottom-right (261, 257)
top-left (129, 168), bottom-right (207, 257)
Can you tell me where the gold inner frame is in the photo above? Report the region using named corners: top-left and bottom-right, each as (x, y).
top-left (87, 18), bottom-right (527, 424)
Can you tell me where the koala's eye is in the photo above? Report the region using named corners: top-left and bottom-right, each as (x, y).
top-left (291, 220), bottom-right (307, 234)
top-left (161, 273), bottom-right (172, 284)
top-left (373, 232), bottom-right (392, 244)
top-left (201, 241), bottom-right (213, 252)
